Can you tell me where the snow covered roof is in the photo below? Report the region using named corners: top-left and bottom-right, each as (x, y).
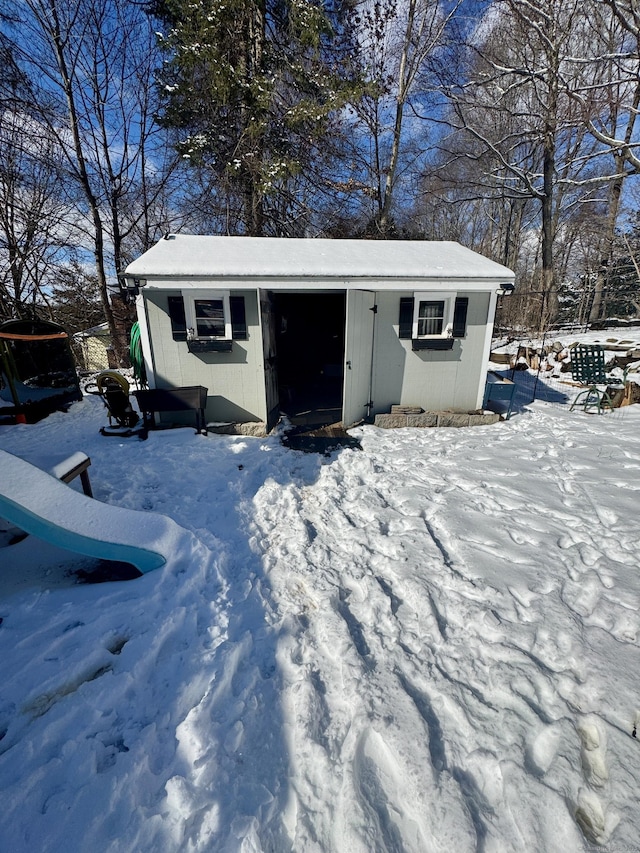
top-left (125, 235), bottom-right (514, 285)
top-left (74, 322), bottom-right (110, 339)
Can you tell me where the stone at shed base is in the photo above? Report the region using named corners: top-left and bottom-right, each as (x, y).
top-left (374, 411), bottom-right (500, 429)
top-left (436, 412), bottom-right (469, 428)
top-left (375, 414), bottom-right (413, 429)
top-left (468, 412), bottom-right (500, 426)
top-left (391, 404), bottom-right (424, 414)
top-left (406, 413), bottom-right (438, 428)
top-left (207, 421), bottom-right (268, 437)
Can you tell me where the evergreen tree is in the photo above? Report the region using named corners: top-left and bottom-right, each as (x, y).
top-left (150, 0), bottom-right (362, 235)
top-left (48, 262), bottom-right (106, 336)
top-left (603, 220), bottom-right (640, 321)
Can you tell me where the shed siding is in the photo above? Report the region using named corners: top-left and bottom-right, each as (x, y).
top-left (144, 289), bottom-right (266, 423)
top-left (372, 291), bottom-right (490, 414)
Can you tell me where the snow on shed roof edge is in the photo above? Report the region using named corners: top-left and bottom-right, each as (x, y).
top-left (125, 235), bottom-right (515, 282)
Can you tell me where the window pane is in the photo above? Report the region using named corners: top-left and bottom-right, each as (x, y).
top-left (195, 299), bottom-right (225, 337)
top-left (418, 300), bottom-right (444, 336)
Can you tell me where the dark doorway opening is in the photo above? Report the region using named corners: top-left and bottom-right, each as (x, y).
top-left (272, 292), bottom-right (345, 427)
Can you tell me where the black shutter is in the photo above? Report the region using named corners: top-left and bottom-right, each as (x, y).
top-left (230, 296), bottom-right (247, 339)
top-left (452, 297), bottom-right (468, 338)
top-left (168, 296), bottom-right (187, 341)
top-left (398, 297), bottom-right (414, 339)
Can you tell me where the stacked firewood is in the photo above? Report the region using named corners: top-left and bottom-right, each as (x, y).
top-left (490, 340), bottom-right (640, 407)
top-left (492, 341), bottom-right (640, 372)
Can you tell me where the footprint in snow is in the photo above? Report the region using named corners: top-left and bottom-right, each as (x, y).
top-left (577, 543), bottom-right (602, 568)
top-left (575, 788), bottom-right (618, 845)
top-left (562, 574), bottom-right (601, 619)
top-left (573, 716), bottom-right (618, 845)
top-left (609, 609), bottom-right (639, 644)
top-left (526, 723), bottom-right (562, 777)
top-left (507, 528), bottom-right (539, 547)
top-left (578, 717), bottom-right (608, 788)
top-left (353, 727), bottom-right (431, 850)
top-left (593, 506), bottom-right (618, 527)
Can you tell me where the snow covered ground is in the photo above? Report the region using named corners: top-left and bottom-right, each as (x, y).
top-left (1, 358), bottom-right (640, 852)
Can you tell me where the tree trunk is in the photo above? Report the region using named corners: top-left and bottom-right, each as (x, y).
top-left (588, 81), bottom-right (640, 323)
top-left (46, 0), bottom-right (126, 364)
top-left (540, 123), bottom-right (558, 331)
top-left (236, 0), bottom-right (265, 236)
top-left (378, 0), bottom-right (416, 236)
top-left (588, 159), bottom-right (624, 324)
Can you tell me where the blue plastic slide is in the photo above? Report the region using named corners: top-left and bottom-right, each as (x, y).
top-left (0, 449), bottom-right (185, 573)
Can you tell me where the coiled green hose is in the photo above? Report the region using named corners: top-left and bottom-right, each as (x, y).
top-left (129, 322), bottom-right (147, 387)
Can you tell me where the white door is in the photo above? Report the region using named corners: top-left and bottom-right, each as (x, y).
top-left (342, 290), bottom-right (376, 428)
top-left (260, 290), bottom-right (280, 431)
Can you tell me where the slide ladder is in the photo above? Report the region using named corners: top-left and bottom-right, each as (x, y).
top-left (0, 450), bottom-right (188, 573)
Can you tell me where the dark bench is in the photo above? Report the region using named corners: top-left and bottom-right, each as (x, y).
top-left (133, 386), bottom-right (208, 437)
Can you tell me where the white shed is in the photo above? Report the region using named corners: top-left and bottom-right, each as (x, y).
top-left (125, 235), bottom-right (514, 432)
top-left (74, 322), bottom-right (112, 372)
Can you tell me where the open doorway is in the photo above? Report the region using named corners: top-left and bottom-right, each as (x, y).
top-left (272, 292), bottom-right (346, 426)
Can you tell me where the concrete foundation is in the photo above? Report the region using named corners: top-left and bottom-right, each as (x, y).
top-left (374, 411), bottom-right (501, 429)
top-left (207, 422), bottom-right (268, 437)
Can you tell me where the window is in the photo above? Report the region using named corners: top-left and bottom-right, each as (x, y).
top-left (412, 292), bottom-right (453, 339)
top-left (398, 294), bottom-right (469, 348)
top-left (194, 298), bottom-right (225, 337)
top-left (417, 300), bottom-right (445, 337)
top-left (185, 290), bottom-right (232, 341)
top-left (169, 291), bottom-right (247, 351)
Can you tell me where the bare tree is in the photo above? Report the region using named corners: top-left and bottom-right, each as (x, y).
top-left (441, 0), bottom-right (616, 329)
top-left (70, 0), bottom-right (181, 269)
top-left (6, 0), bottom-right (175, 360)
top-left (567, 0), bottom-right (640, 321)
top-left (0, 110), bottom-right (77, 319)
top-left (345, 0), bottom-right (462, 237)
